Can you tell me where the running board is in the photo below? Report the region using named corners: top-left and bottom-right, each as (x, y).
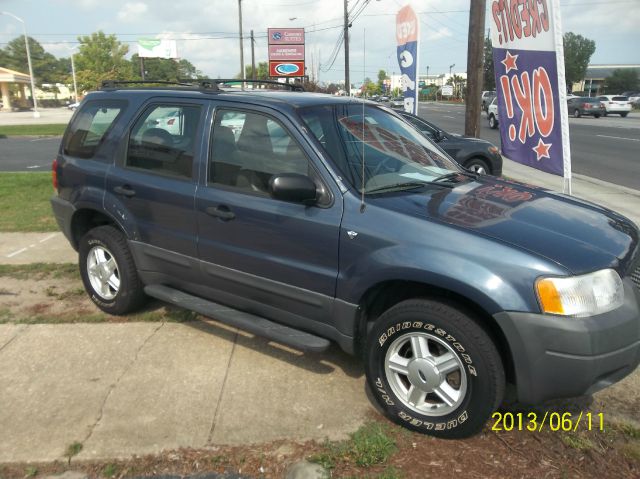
top-left (144, 284), bottom-right (331, 353)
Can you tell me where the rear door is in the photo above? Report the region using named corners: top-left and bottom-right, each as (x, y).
top-left (105, 99), bottom-right (208, 284)
top-left (195, 104), bottom-right (343, 327)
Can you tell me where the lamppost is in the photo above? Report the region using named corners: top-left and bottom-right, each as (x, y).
top-left (67, 46), bottom-right (79, 104)
top-left (449, 63), bottom-right (455, 75)
top-left (1, 11), bottom-right (39, 118)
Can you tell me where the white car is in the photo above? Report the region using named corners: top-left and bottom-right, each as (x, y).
top-left (487, 97), bottom-right (499, 129)
top-left (597, 95), bottom-right (631, 117)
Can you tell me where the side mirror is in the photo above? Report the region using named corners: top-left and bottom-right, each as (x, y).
top-left (269, 173), bottom-right (318, 205)
top-left (434, 130), bottom-right (444, 142)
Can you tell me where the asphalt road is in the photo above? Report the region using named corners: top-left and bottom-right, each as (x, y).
top-left (1, 103), bottom-right (639, 190)
top-left (0, 136), bottom-right (61, 172)
top-left (418, 102), bottom-right (640, 191)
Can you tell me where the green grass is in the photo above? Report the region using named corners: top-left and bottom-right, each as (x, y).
top-left (0, 123), bottom-right (66, 137)
top-left (0, 263), bottom-right (78, 280)
top-left (561, 433), bottom-right (596, 451)
top-left (65, 441), bottom-right (83, 464)
top-left (309, 422), bottom-right (397, 470)
top-left (0, 173), bottom-right (57, 232)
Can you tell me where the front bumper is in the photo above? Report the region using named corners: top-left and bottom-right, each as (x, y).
top-left (494, 278), bottom-right (640, 404)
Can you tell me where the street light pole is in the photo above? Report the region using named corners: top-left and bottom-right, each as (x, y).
top-left (238, 0), bottom-right (245, 81)
top-left (343, 0), bottom-right (350, 96)
top-left (1, 11), bottom-right (39, 117)
top-left (69, 50), bottom-right (78, 104)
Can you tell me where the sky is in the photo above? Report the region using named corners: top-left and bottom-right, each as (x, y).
top-left (1, 0), bottom-right (639, 85)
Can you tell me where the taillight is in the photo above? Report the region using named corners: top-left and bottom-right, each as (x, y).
top-left (168, 119), bottom-right (175, 125)
top-left (52, 159), bottom-right (58, 190)
top-left (583, 103), bottom-right (590, 108)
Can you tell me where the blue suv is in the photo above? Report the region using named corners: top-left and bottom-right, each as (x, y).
top-left (51, 80), bottom-right (640, 438)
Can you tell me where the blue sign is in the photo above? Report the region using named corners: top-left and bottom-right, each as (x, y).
top-left (396, 6), bottom-right (419, 115)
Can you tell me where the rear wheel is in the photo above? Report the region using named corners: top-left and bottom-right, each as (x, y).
top-left (573, 109), bottom-right (581, 118)
top-left (594, 114), bottom-right (601, 118)
top-left (621, 112), bottom-right (628, 118)
top-left (79, 225), bottom-right (147, 315)
top-left (489, 115), bottom-right (498, 129)
top-left (365, 299), bottom-right (505, 438)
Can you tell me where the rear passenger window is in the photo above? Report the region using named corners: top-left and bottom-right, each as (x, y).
top-left (209, 109), bottom-right (309, 194)
top-left (126, 104), bottom-right (202, 179)
top-left (63, 100), bottom-right (125, 159)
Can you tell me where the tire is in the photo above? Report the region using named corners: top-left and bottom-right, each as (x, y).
top-left (79, 225), bottom-right (147, 315)
top-left (365, 299), bottom-right (505, 439)
top-left (621, 112), bottom-right (628, 118)
top-left (464, 157), bottom-right (490, 175)
top-left (594, 114), bottom-right (600, 118)
top-left (489, 115), bottom-right (498, 129)
top-left (603, 111), bottom-right (608, 117)
top-left (573, 109), bottom-right (581, 118)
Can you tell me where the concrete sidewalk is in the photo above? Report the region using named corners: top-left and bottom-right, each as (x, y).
top-left (0, 322), bottom-right (369, 463)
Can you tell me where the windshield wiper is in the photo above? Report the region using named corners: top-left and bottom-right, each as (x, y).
top-left (431, 171), bottom-right (478, 184)
top-left (366, 181), bottom-right (430, 194)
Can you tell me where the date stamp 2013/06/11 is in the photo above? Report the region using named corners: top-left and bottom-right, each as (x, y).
top-left (491, 412), bottom-right (605, 432)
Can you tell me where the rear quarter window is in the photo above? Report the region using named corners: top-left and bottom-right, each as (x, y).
top-left (63, 100), bottom-right (127, 159)
top-left (612, 96), bottom-right (628, 101)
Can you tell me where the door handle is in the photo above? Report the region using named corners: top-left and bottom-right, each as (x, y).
top-left (113, 185), bottom-right (136, 198)
top-left (205, 205), bottom-right (235, 221)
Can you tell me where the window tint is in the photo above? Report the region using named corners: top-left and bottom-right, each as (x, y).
top-left (63, 100), bottom-right (125, 159)
top-left (612, 96), bottom-right (628, 101)
top-left (126, 104), bottom-right (201, 179)
top-left (209, 109), bottom-right (309, 194)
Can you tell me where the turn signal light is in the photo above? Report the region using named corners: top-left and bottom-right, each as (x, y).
top-left (52, 159), bottom-right (58, 190)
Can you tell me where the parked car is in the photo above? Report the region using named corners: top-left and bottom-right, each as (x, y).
top-left (481, 91), bottom-right (496, 112)
top-left (397, 110), bottom-right (502, 175)
top-left (487, 97), bottom-right (499, 129)
top-left (379, 95), bottom-right (389, 103)
top-left (51, 79), bottom-right (640, 439)
top-left (567, 97), bottom-right (605, 118)
top-left (598, 95), bottom-right (632, 117)
top-left (67, 101), bottom-right (80, 111)
top-left (390, 97), bottom-right (404, 109)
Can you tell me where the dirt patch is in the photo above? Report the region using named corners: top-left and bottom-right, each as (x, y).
top-left (0, 418), bottom-right (637, 479)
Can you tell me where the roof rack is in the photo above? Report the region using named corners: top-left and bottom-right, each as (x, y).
top-left (100, 78), bottom-right (304, 93)
top-left (209, 79), bottom-right (305, 92)
top-left (100, 80), bottom-right (199, 89)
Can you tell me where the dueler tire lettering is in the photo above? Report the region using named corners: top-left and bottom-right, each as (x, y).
top-left (364, 298), bottom-right (505, 439)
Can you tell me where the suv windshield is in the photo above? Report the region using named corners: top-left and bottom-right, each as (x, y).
top-left (299, 104), bottom-right (460, 193)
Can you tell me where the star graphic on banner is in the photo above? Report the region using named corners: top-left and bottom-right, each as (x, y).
top-left (533, 138), bottom-right (552, 160)
top-left (502, 51), bottom-right (518, 73)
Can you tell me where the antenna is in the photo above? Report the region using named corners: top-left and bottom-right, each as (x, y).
top-left (360, 28), bottom-right (366, 213)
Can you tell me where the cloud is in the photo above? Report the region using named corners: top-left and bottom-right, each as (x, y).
top-left (117, 2), bottom-right (148, 22)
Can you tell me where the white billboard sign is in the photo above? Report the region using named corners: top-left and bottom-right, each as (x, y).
top-left (137, 39), bottom-right (178, 59)
top-left (441, 85), bottom-right (454, 96)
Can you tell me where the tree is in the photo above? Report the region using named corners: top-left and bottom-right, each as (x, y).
top-left (241, 61), bottom-right (269, 80)
top-left (377, 69), bottom-right (387, 90)
top-left (1, 36), bottom-right (68, 84)
top-left (74, 31), bottom-right (132, 91)
top-left (131, 54), bottom-right (202, 81)
top-left (604, 69), bottom-right (639, 93)
top-left (563, 32), bottom-right (595, 92)
top-left (483, 37), bottom-right (495, 90)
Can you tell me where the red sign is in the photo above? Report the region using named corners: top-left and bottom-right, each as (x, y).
top-left (268, 28), bottom-right (305, 45)
top-left (269, 61), bottom-right (305, 77)
top-left (269, 44), bottom-right (305, 61)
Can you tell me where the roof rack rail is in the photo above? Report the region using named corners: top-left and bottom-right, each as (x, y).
top-left (101, 80), bottom-right (196, 89)
top-left (189, 79), bottom-right (305, 92)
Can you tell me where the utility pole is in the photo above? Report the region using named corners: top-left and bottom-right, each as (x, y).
top-left (250, 29), bottom-right (256, 88)
top-left (343, 0), bottom-right (350, 96)
top-left (464, 0), bottom-right (486, 138)
top-left (69, 50), bottom-right (78, 103)
top-left (238, 0), bottom-right (245, 81)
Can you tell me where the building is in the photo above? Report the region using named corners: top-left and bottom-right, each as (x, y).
top-left (0, 67), bottom-right (31, 111)
top-left (572, 64), bottom-right (640, 96)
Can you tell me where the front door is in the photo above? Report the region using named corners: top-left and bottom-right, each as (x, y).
top-left (195, 105), bottom-right (343, 326)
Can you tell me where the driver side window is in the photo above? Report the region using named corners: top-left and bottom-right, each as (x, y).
top-left (209, 109), bottom-right (310, 195)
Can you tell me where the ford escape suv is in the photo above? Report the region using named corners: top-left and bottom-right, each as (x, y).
top-left (51, 80), bottom-right (640, 439)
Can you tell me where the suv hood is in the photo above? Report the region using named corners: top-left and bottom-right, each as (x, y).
top-left (371, 176), bottom-right (638, 274)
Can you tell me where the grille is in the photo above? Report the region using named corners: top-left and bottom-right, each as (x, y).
top-left (632, 265), bottom-right (640, 290)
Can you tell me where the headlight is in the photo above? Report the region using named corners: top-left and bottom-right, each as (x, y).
top-left (535, 269), bottom-right (624, 317)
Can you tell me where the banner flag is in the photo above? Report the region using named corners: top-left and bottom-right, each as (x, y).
top-left (137, 39), bottom-right (178, 59)
top-left (396, 5), bottom-right (419, 115)
top-left (490, 0), bottom-right (571, 191)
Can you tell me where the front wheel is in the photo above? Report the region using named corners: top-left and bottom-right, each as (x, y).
top-left (488, 115), bottom-right (498, 129)
top-left (365, 299), bottom-right (505, 438)
top-left (573, 109), bottom-right (581, 118)
top-left (465, 158), bottom-right (490, 175)
top-left (79, 225), bottom-right (147, 315)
